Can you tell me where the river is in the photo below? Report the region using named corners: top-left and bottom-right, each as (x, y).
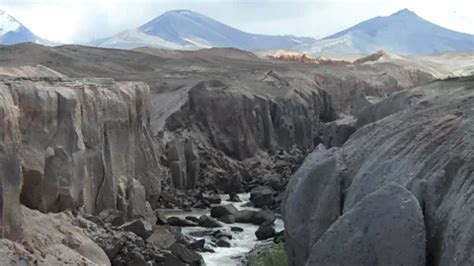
top-left (163, 193), bottom-right (284, 266)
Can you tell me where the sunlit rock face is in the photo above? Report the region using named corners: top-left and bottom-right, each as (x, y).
top-left (0, 78), bottom-right (161, 236)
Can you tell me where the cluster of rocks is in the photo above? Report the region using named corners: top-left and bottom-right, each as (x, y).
top-left (166, 199), bottom-right (282, 249)
top-left (76, 210), bottom-right (206, 265)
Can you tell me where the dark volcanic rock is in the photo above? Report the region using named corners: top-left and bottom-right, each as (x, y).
top-left (98, 209), bottom-right (125, 226)
top-left (187, 239), bottom-right (205, 251)
top-left (76, 215), bottom-right (167, 265)
top-left (255, 221), bottom-right (276, 240)
top-left (231, 226), bottom-right (244, 232)
top-left (163, 253), bottom-right (187, 266)
top-left (282, 145), bottom-right (343, 266)
top-left (170, 243), bottom-right (204, 265)
top-left (147, 226), bottom-right (177, 250)
top-left (213, 230), bottom-right (232, 240)
top-left (235, 210), bottom-right (257, 223)
top-left (198, 215), bottom-right (222, 228)
top-left (167, 216), bottom-right (199, 227)
top-left (119, 219), bottom-right (153, 240)
top-left (251, 209), bottom-right (276, 225)
top-left (250, 186), bottom-right (275, 208)
top-left (217, 214), bottom-right (236, 224)
top-left (216, 237), bottom-right (231, 248)
top-left (307, 184), bottom-right (425, 265)
top-left (185, 216), bottom-right (200, 224)
top-left (210, 204), bottom-right (239, 218)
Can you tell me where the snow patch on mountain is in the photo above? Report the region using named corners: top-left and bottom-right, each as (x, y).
top-left (0, 10), bottom-right (21, 35)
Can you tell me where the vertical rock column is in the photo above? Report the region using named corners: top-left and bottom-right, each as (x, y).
top-left (166, 139), bottom-right (201, 190)
top-left (0, 85), bottom-right (22, 240)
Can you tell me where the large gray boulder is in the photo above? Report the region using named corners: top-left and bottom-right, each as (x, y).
top-left (283, 77), bottom-right (474, 266)
top-left (282, 145), bottom-right (344, 266)
top-left (307, 183), bottom-right (425, 266)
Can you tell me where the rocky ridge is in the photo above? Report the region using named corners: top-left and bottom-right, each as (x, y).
top-left (283, 76), bottom-right (474, 265)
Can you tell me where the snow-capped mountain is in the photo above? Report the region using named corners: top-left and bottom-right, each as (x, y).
top-left (0, 9), bottom-right (53, 45)
top-left (296, 9), bottom-right (474, 55)
top-left (91, 10), bottom-right (315, 50)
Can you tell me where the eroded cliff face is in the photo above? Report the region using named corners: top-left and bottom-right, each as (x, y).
top-left (0, 78), bottom-right (161, 238)
top-left (160, 77), bottom-right (335, 193)
top-left (283, 76), bottom-right (474, 266)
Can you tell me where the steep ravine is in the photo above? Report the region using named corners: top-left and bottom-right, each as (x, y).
top-left (0, 44), bottom-right (443, 265)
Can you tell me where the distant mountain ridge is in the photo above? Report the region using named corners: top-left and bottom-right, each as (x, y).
top-left (0, 9), bottom-right (54, 45)
top-left (296, 9), bottom-right (474, 55)
top-left (91, 9), bottom-right (315, 50)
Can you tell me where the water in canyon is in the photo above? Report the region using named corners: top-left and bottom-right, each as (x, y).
top-left (163, 193), bottom-right (284, 266)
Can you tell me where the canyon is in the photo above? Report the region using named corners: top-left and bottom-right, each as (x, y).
top-left (0, 43), bottom-right (473, 265)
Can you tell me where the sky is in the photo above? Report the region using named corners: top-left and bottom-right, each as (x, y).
top-left (0, 0), bottom-right (473, 44)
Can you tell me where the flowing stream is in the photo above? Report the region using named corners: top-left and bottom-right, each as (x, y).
top-left (164, 193), bottom-right (284, 266)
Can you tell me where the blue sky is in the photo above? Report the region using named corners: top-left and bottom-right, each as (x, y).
top-left (1, 0), bottom-right (473, 43)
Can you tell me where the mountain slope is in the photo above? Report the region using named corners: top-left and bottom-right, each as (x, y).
top-left (91, 9), bottom-right (315, 50)
top-left (0, 9), bottom-right (53, 45)
top-left (297, 9), bottom-right (474, 55)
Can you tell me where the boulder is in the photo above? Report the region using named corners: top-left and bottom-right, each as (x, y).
top-left (235, 210), bottom-right (257, 223)
top-left (98, 209), bottom-right (125, 226)
top-left (187, 239), bottom-right (205, 251)
top-left (306, 184), bottom-right (426, 266)
top-left (167, 217), bottom-right (199, 227)
top-left (198, 215), bottom-right (222, 228)
top-left (127, 178), bottom-right (148, 221)
top-left (218, 215), bottom-right (236, 224)
top-left (213, 230), bottom-right (232, 240)
top-left (147, 226), bottom-right (177, 250)
top-left (250, 186), bottom-right (275, 208)
top-left (185, 216), bottom-right (200, 224)
top-left (210, 204), bottom-right (239, 218)
top-left (282, 146), bottom-right (343, 266)
top-left (255, 221), bottom-right (276, 240)
top-left (216, 238), bottom-right (231, 248)
top-left (156, 210), bottom-right (168, 225)
top-left (119, 219), bottom-right (153, 240)
top-left (251, 209), bottom-right (276, 225)
top-left (163, 253), bottom-right (187, 266)
top-left (231, 227), bottom-right (244, 232)
top-left (170, 243), bottom-right (204, 265)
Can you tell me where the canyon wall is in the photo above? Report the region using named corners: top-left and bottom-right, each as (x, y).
top-left (283, 76), bottom-right (474, 266)
top-left (160, 78), bottom-right (336, 192)
top-left (0, 78), bottom-right (161, 238)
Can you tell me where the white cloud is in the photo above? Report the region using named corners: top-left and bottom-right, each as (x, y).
top-left (0, 0), bottom-right (472, 43)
